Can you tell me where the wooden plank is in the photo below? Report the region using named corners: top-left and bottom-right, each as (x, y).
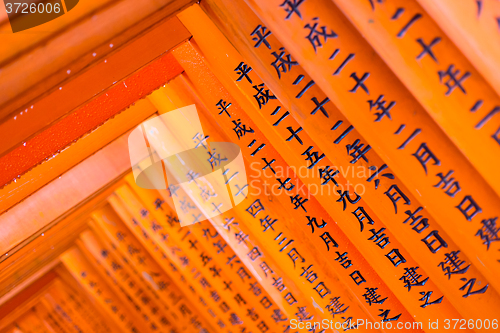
top-left (416, 0), bottom-right (500, 98)
top-left (146, 77), bottom-right (342, 327)
top-left (0, 99), bottom-right (157, 215)
top-left (170, 40), bottom-right (426, 330)
top-left (0, 16), bottom-right (190, 157)
top-left (332, 0), bottom-right (500, 199)
top-left (0, 51), bottom-right (181, 189)
top-left (242, 0), bottom-right (500, 295)
top-left (0, 132), bottom-right (141, 257)
top-left (60, 247), bottom-right (147, 332)
top-left (0, 270), bottom-right (57, 326)
top-left (193, 0), bottom-right (499, 325)
top-left (0, 0), bottom-right (113, 62)
top-left (0, 0), bottom-right (194, 110)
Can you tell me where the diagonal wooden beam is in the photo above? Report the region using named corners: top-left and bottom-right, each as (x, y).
top-left (0, 99), bottom-right (157, 215)
top-left (0, 0), bottom-right (195, 113)
top-left (0, 130), bottom-right (148, 259)
top-left (0, 49), bottom-right (183, 189)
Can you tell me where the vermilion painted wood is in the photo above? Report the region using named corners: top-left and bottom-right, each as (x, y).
top-left (184, 3), bottom-right (481, 327)
top-left (87, 222), bottom-right (218, 333)
top-left (75, 238), bottom-right (180, 332)
top-left (243, 0), bottom-right (500, 296)
top-left (0, 51), bottom-right (182, 189)
top-left (0, 0), bottom-right (110, 63)
top-left (55, 265), bottom-right (123, 333)
top-left (0, 134), bottom-right (133, 256)
top-left (171, 41), bottom-right (418, 331)
top-left (0, 0), bottom-right (194, 110)
top-left (146, 79), bottom-right (331, 324)
top-left (43, 285), bottom-right (98, 333)
top-left (89, 212), bottom-right (220, 333)
top-left (116, 184), bottom-right (288, 333)
top-left (0, 17), bottom-right (190, 157)
top-left (107, 194), bottom-right (239, 333)
top-left (0, 270), bottom-right (57, 323)
top-left (0, 100), bottom-right (157, 215)
top-left (417, 0), bottom-right (500, 99)
top-left (60, 247), bottom-right (149, 333)
top-left (334, 0), bottom-right (500, 200)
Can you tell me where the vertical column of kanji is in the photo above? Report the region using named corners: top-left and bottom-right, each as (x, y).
top-left (170, 41), bottom-right (420, 332)
top-left (124, 173), bottom-right (328, 333)
top-left (76, 230), bottom-right (177, 333)
top-left (150, 71), bottom-right (383, 332)
top-left (54, 272), bottom-right (121, 333)
top-left (240, 0), bottom-right (500, 293)
top-left (178, 2), bottom-right (476, 326)
top-left (33, 303), bottom-right (70, 333)
top-left (11, 310), bottom-right (50, 333)
top-left (111, 184), bottom-right (288, 333)
top-left (416, 0), bottom-right (500, 98)
top-left (92, 202), bottom-right (234, 332)
top-left (60, 247), bottom-right (146, 333)
top-left (90, 206), bottom-right (217, 333)
top-left (52, 281), bottom-right (110, 333)
top-left (144, 80), bottom-right (335, 331)
top-left (333, 0), bottom-right (500, 201)
top-left (38, 298), bottom-right (76, 333)
top-left (42, 283), bottom-right (98, 333)
top-left (74, 238), bottom-right (169, 333)
top-left (85, 220), bottom-right (216, 333)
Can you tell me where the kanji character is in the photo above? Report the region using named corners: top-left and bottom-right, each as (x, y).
top-left (272, 309), bottom-right (288, 323)
top-left (400, 267), bottom-right (428, 291)
top-left (421, 230), bottom-right (448, 254)
top-left (368, 95), bottom-right (395, 122)
top-left (280, 0), bottom-right (305, 19)
top-left (336, 190), bottom-right (361, 211)
top-left (232, 119), bottom-right (255, 139)
top-left (459, 278), bottom-right (489, 298)
top-left (300, 265), bottom-right (318, 283)
top-left (476, 218), bottom-right (500, 249)
top-left (386, 249), bottom-right (406, 267)
top-left (320, 232), bottom-right (338, 251)
top-left (363, 288), bottom-right (387, 306)
top-left (235, 62), bottom-right (253, 84)
top-left (412, 143), bottom-right (440, 174)
top-left (290, 194), bottom-right (308, 212)
top-left (318, 166), bottom-right (339, 186)
top-left (326, 296), bottom-right (349, 317)
top-left (438, 64), bottom-right (471, 95)
top-left (271, 48), bottom-right (298, 79)
top-left (216, 99), bottom-right (232, 117)
top-left (247, 199), bottom-right (265, 217)
top-left (253, 83), bottom-right (277, 109)
top-left (416, 37), bottom-right (441, 63)
top-left (304, 17), bottom-right (337, 53)
top-left (419, 291), bottom-right (443, 308)
top-left (378, 309), bottom-right (401, 323)
top-left (260, 215), bottom-right (278, 232)
top-left (384, 184), bottom-right (411, 214)
top-left (456, 195), bottom-right (482, 221)
top-left (349, 270), bottom-right (366, 285)
top-left (251, 25), bottom-right (272, 49)
top-left (368, 228), bottom-right (390, 249)
top-left (346, 139), bottom-right (371, 164)
top-left (306, 216), bottom-right (327, 233)
top-left (334, 251), bottom-right (352, 269)
top-left (302, 146), bottom-right (325, 169)
top-left (352, 207), bottom-right (374, 232)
